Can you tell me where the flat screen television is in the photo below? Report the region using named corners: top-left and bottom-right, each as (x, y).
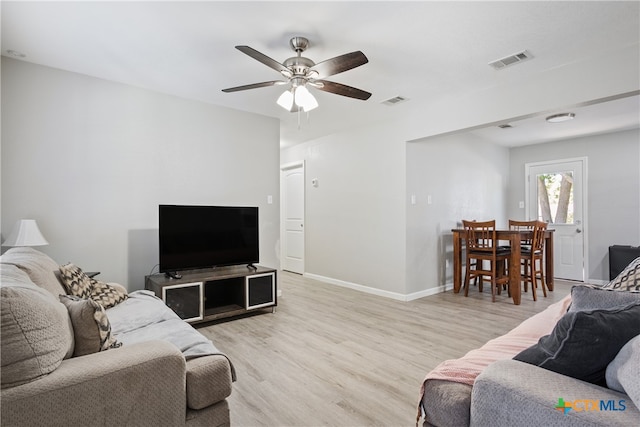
top-left (159, 204), bottom-right (259, 274)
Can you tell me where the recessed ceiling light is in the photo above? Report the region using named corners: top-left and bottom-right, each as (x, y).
top-left (546, 113), bottom-right (575, 123)
top-left (6, 49), bottom-right (26, 58)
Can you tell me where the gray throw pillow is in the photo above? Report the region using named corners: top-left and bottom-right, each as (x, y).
top-left (59, 295), bottom-right (122, 357)
top-left (568, 284), bottom-right (640, 313)
top-left (514, 302), bottom-right (640, 386)
top-left (606, 334), bottom-right (640, 409)
top-left (1, 265), bottom-right (73, 388)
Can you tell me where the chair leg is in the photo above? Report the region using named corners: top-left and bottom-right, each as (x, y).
top-left (536, 258), bottom-right (547, 297)
top-left (464, 264), bottom-right (471, 297)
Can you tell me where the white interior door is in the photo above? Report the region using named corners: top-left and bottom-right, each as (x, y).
top-left (527, 158), bottom-right (587, 281)
top-left (281, 163), bottom-right (305, 274)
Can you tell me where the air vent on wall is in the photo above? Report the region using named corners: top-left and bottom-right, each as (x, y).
top-left (488, 50), bottom-right (532, 70)
top-left (381, 96), bottom-right (408, 106)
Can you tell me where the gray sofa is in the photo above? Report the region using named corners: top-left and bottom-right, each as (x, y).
top-left (1, 247), bottom-right (235, 427)
top-left (420, 257), bottom-right (640, 427)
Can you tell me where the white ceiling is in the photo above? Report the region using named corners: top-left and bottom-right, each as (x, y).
top-left (2, 1), bottom-right (639, 148)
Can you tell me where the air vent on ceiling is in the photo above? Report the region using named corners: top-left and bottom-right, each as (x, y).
top-left (498, 124), bottom-right (513, 129)
top-left (381, 96), bottom-right (408, 106)
top-left (488, 50), bottom-right (532, 70)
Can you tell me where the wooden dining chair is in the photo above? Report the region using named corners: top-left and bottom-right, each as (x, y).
top-left (520, 221), bottom-right (548, 301)
top-left (507, 219), bottom-right (548, 300)
top-left (507, 219), bottom-right (537, 292)
top-left (508, 219), bottom-right (537, 251)
top-left (462, 220), bottom-right (511, 302)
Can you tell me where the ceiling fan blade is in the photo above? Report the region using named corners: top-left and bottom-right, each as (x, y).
top-left (222, 81), bottom-right (285, 93)
top-left (314, 80), bottom-right (372, 100)
top-left (235, 46), bottom-right (290, 75)
top-left (310, 51), bottom-right (368, 79)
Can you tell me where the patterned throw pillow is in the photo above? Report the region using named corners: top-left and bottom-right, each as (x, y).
top-left (58, 263), bottom-right (128, 308)
top-left (605, 256), bottom-right (640, 291)
top-left (89, 280), bottom-right (128, 309)
top-left (59, 263), bottom-right (93, 298)
top-left (59, 295), bottom-right (122, 356)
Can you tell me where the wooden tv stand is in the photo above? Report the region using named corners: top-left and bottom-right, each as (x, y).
top-left (145, 265), bottom-right (277, 324)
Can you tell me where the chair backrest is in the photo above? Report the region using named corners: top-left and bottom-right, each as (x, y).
top-left (508, 220), bottom-right (537, 245)
top-left (531, 221), bottom-right (547, 253)
top-left (462, 220), bottom-right (497, 253)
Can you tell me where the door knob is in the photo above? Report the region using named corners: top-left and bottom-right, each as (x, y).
top-left (576, 228), bottom-right (582, 233)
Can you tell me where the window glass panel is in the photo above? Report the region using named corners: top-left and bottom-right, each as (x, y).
top-left (536, 171), bottom-right (574, 224)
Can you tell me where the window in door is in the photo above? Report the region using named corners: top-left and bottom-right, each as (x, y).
top-left (536, 171), bottom-right (574, 224)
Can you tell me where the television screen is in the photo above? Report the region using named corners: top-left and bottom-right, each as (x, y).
top-left (159, 205), bottom-right (259, 273)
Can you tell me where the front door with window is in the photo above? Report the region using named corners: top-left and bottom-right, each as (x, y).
top-left (527, 158), bottom-right (586, 281)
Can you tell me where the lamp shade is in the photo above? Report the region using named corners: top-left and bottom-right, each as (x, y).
top-left (2, 219), bottom-right (49, 247)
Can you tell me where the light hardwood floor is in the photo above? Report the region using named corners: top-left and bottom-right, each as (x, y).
top-left (198, 272), bottom-right (573, 426)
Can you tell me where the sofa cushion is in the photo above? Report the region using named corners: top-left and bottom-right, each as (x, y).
top-left (59, 263), bottom-right (128, 308)
top-left (605, 256), bottom-right (640, 291)
top-left (568, 284), bottom-right (640, 313)
top-left (59, 295), bottom-right (122, 356)
top-left (606, 334), bottom-right (640, 409)
top-left (1, 264), bottom-right (74, 389)
top-left (514, 302), bottom-right (640, 386)
top-left (0, 247), bottom-right (67, 296)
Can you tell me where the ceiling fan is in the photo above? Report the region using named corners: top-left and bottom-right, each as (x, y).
top-left (222, 36), bottom-right (371, 112)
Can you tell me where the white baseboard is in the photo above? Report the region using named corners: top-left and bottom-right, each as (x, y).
top-left (303, 272), bottom-right (452, 302)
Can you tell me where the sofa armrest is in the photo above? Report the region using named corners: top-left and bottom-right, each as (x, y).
top-left (186, 355), bottom-right (233, 410)
top-left (1, 341), bottom-right (187, 427)
top-left (470, 359), bottom-right (639, 427)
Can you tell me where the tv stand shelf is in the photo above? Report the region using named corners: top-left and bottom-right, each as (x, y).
top-left (145, 265), bottom-right (277, 324)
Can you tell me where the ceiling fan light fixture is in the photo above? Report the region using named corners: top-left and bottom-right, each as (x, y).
top-left (277, 89), bottom-right (294, 111)
top-left (546, 112), bottom-right (575, 123)
top-left (294, 85), bottom-right (318, 112)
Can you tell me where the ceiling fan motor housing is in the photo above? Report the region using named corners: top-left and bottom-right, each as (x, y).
top-left (289, 36), bottom-right (309, 53)
top-left (283, 56), bottom-right (315, 77)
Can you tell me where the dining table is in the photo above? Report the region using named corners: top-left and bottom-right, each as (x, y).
top-left (451, 228), bottom-right (555, 305)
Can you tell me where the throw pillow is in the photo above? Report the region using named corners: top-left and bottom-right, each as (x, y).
top-left (606, 334), bottom-right (640, 409)
top-left (605, 256), bottom-right (640, 291)
top-left (513, 302), bottom-right (640, 386)
top-left (90, 279), bottom-right (128, 309)
top-left (568, 284), bottom-right (640, 313)
top-left (59, 263), bottom-right (93, 299)
top-left (58, 263), bottom-right (128, 308)
top-left (1, 265), bottom-right (73, 388)
top-left (59, 295), bottom-right (122, 357)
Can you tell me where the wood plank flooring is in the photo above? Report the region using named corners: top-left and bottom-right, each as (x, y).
top-left (197, 272), bottom-right (572, 426)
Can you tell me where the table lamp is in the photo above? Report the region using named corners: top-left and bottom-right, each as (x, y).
top-left (2, 219), bottom-right (49, 247)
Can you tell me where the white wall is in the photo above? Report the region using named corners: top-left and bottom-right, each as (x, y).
top-left (508, 129), bottom-right (640, 283)
top-left (1, 58), bottom-right (280, 289)
top-left (281, 122), bottom-right (407, 297)
top-left (406, 133), bottom-right (510, 296)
